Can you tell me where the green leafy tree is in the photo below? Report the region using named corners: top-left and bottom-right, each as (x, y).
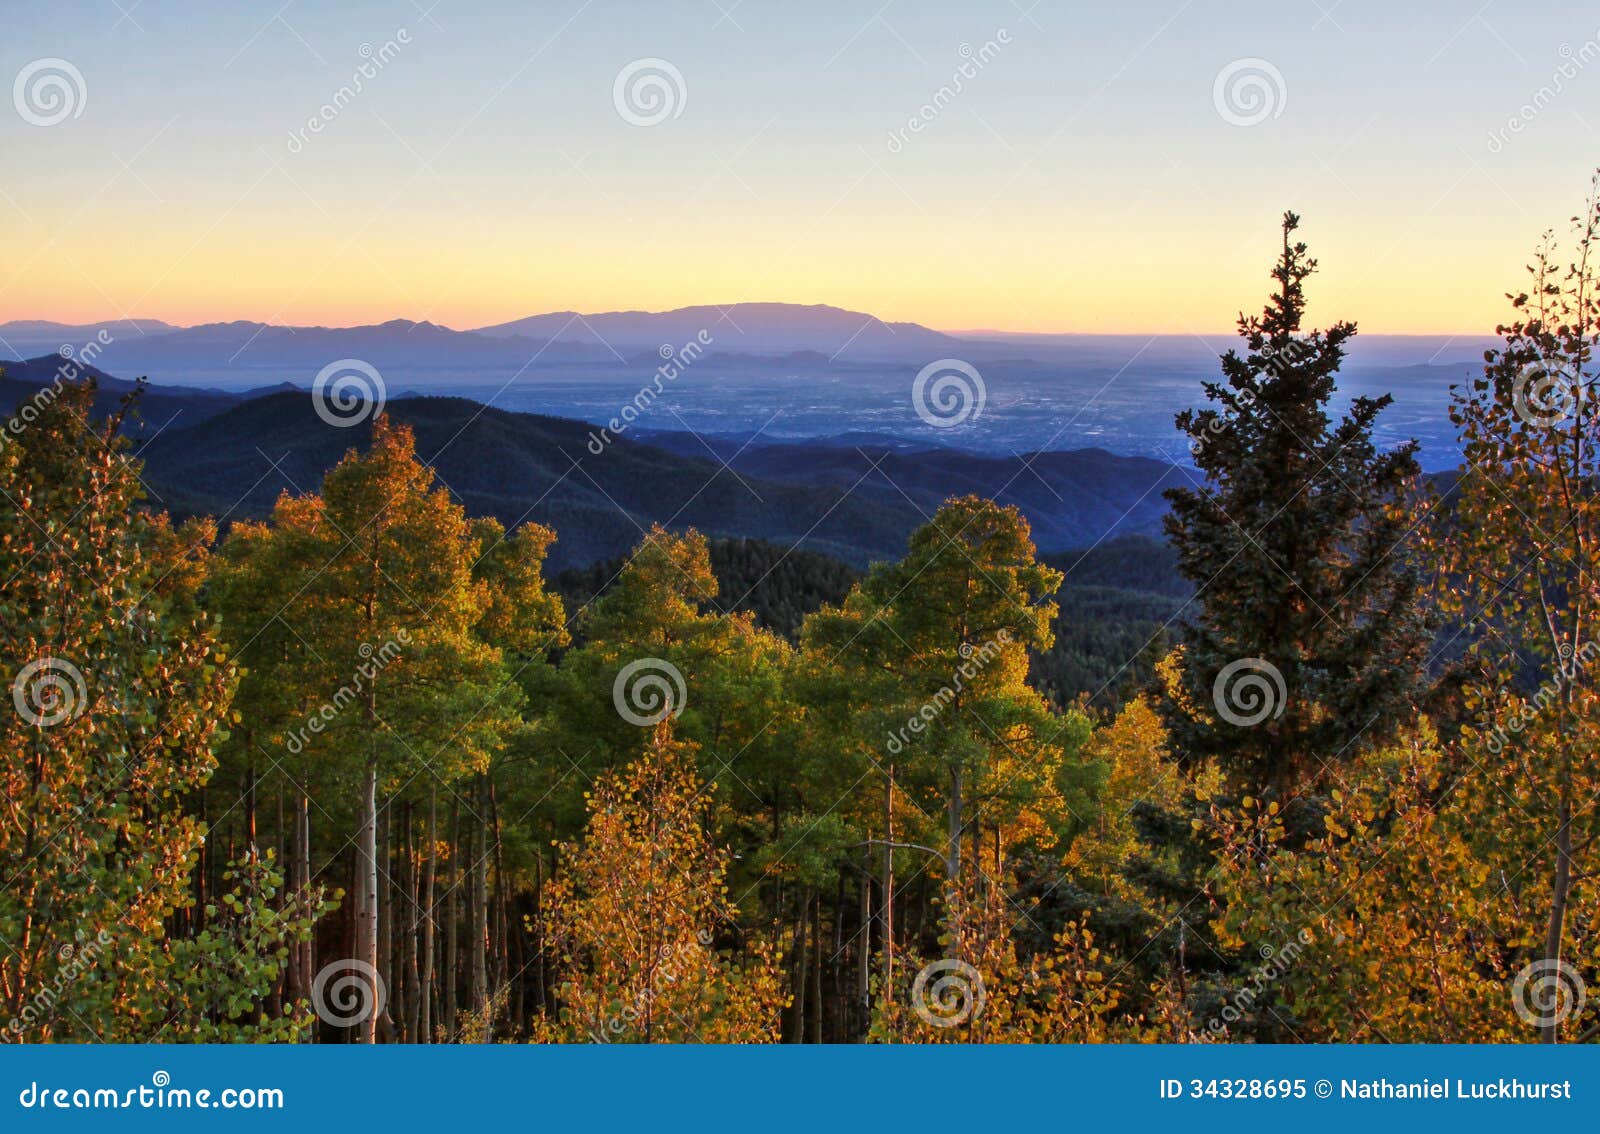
top-left (1431, 176), bottom-right (1600, 1042)
top-left (0, 381), bottom-right (324, 1041)
top-left (217, 415), bottom-right (521, 1041)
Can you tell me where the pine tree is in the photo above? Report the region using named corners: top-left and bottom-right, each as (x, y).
top-left (1164, 212), bottom-right (1428, 791)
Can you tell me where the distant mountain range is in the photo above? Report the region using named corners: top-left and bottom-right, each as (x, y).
top-left (2, 303), bottom-right (1500, 407)
top-left (0, 303), bottom-right (978, 378)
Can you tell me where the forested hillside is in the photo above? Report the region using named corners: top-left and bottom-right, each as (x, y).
top-left (117, 391), bottom-right (1184, 570)
top-left (6, 199), bottom-right (1600, 1046)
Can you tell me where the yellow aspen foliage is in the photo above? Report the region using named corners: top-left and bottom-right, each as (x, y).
top-left (535, 720), bottom-right (788, 1043)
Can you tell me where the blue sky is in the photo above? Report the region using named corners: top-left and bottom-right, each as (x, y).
top-left (5, 1), bottom-right (1598, 332)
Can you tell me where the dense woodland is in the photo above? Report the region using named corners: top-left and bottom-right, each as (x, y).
top-left (7, 192), bottom-right (1600, 1045)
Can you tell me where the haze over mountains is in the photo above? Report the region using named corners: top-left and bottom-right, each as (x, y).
top-left (1, 301), bottom-right (1498, 373)
top-left (2, 302), bottom-right (1497, 468)
top-left (0, 303), bottom-right (971, 373)
top-left (0, 353), bottom-right (1188, 571)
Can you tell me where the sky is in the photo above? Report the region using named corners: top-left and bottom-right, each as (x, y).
top-left (4, 0), bottom-right (1599, 334)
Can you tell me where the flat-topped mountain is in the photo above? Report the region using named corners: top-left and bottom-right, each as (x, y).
top-left (472, 302), bottom-right (962, 359)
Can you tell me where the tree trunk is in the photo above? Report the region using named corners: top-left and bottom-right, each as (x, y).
top-left (470, 776), bottom-right (489, 1031)
top-left (358, 757), bottom-right (379, 1044)
top-left (810, 892), bottom-right (824, 1043)
top-left (881, 766), bottom-right (894, 997)
top-left (420, 784), bottom-right (436, 1042)
top-left (445, 800), bottom-right (459, 1038)
top-left (791, 885), bottom-right (809, 1042)
top-left (1541, 793), bottom-right (1574, 1044)
top-left (947, 765), bottom-right (963, 883)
